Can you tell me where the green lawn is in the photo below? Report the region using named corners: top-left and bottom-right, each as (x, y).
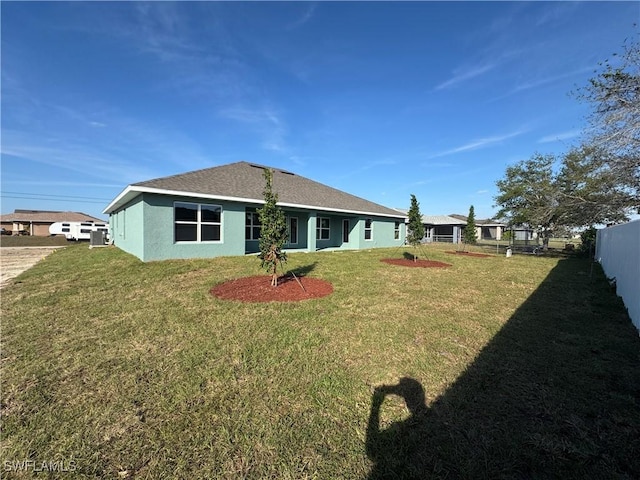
top-left (2, 244), bottom-right (639, 479)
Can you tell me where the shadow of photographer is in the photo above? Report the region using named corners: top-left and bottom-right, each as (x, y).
top-left (364, 258), bottom-right (640, 479)
top-left (366, 378), bottom-right (431, 479)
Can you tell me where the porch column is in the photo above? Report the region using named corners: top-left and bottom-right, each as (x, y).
top-left (307, 212), bottom-right (317, 252)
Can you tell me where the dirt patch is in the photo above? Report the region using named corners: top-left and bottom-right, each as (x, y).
top-left (381, 258), bottom-right (452, 268)
top-left (211, 275), bottom-right (333, 302)
top-left (0, 247), bottom-right (64, 289)
top-left (445, 251), bottom-right (493, 258)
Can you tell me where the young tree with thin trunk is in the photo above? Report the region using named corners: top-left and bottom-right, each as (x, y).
top-left (406, 194), bottom-right (425, 261)
top-left (257, 168), bottom-right (288, 287)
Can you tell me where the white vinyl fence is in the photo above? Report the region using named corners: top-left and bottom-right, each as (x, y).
top-left (596, 220), bottom-right (640, 331)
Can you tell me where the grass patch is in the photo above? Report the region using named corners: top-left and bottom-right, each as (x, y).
top-left (2, 244), bottom-right (639, 478)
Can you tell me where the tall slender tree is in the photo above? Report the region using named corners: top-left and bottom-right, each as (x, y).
top-left (463, 205), bottom-right (477, 246)
top-left (257, 168), bottom-right (288, 287)
top-left (407, 194), bottom-right (425, 261)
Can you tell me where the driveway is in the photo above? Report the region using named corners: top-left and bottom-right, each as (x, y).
top-left (0, 247), bottom-right (65, 289)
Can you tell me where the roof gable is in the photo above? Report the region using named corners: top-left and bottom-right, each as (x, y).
top-left (105, 161), bottom-right (404, 218)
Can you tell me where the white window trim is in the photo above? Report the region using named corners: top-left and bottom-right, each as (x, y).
top-left (316, 217), bottom-right (330, 241)
top-left (246, 211), bottom-right (261, 241)
top-left (394, 221), bottom-right (401, 240)
top-left (364, 218), bottom-right (373, 241)
top-left (174, 201), bottom-right (223, 243)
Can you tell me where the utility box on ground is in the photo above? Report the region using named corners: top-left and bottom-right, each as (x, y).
top-left (89, 230), bottom-right (106, 247)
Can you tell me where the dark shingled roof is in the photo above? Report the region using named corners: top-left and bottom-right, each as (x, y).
top-left (108, 161), bottom-right (403, 217)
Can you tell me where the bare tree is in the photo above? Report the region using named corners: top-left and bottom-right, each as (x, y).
top-left (575, 36), bottom-right (640, 205)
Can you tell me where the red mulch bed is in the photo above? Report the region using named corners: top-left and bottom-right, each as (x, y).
top-left (210, 275), bottom-right (333, 302)
top-left (444, 251), bottom-right (493, 258)
top-left (380, 258), bottom-right (452, 268)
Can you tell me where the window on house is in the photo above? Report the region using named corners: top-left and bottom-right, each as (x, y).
top-left (316, 217), bottom-right (330, 240)
top-left (364, 218), bottom-right (373, 240)
top-left (394, 221), bottom-right (401, 240)
top-left (174, 202), bottom-right (222, 242)
top-left (245, 211), bottom-right (261, 240)
top-left (288, 217), bottom-right (298, 244)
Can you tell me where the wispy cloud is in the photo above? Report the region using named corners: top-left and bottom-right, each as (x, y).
top-left (218, 105), bottom-right (290, 154)
top-left (538, 129), bottom-right (581, 144)
top-left (534, 2), bottom-right (581, 27)
top-left (131, 3), bottom-right (205, 62)
top-left (1, 130), bottom-right (156, 184)
top-left (430, 129), bottom-right (527, 158)
top-left (337, 159), bottom-right (397, 181)
top-left (490, 66), bottom-right (594, 102)
top-left (1, 91), bottom-right (213, 186)
top-left (287, 3), bottom-right (317, 30)
top-left (435, 62), bottom-right (496, 90)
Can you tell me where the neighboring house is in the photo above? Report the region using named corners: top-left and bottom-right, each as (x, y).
top-left (422, 215), bottom-right (467, 244)
top-left (509, 226), bottom-right (538, 243)
top-left (392, 211), bottom-right (469, 244)
top-left (103, 161), bottom-right (407, 262)
top-left (478, 219), bottom-right (506, 241)
top-left (449, 214), bottom-right (507, 241)
top-left (0, 210), bottom-right (107, 236)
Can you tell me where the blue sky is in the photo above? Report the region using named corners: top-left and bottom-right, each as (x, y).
top-left (2, 1), bottom-right (638, 221)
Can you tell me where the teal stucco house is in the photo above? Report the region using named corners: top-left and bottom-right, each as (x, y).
top-left (103, 162), bottom-right (407, 262)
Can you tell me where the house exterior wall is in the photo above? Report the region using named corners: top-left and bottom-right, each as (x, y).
top-left (596, 220), bottom-right (640, 330)
top-left (138, 194), bottom-right (246, 262)
top-left (33, 223), bottom-right (51, 236)
top-left (110, 196), bottom-right (145, 260)
top-left (3, 222), bottom-right (51, 236)
top-left (353, 216), bottom-right (404, 250)
top-left (244, 208), bottom-right (311, 254)
top-left (110, 193), bottom-right (405, 261)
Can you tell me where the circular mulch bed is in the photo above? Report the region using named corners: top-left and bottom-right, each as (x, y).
top-left (380, 258), bottom-right (452, 268)
top-left (444, 251), bottom-right (493, 258)
top-left (210, 275), bottom-right (333, 302)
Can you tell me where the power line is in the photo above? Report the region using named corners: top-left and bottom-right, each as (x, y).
top-left (1, 195), bottom-right (108, 204)
top-left (1, 191), bottom-right (112, 201)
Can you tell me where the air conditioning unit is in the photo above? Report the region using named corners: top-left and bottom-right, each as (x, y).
top-left (89, 230), bottom-right (106, 247)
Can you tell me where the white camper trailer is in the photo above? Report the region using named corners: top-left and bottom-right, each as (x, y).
top-left (49, 221), bottom-right (110, 241)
